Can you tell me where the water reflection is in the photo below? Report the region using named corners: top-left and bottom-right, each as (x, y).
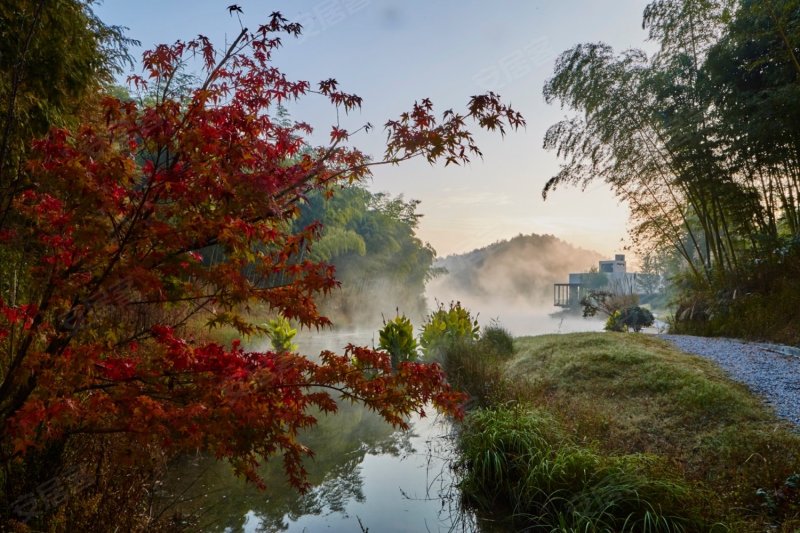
top-left (157, 332), bottom-right (475, 532)
top-left (159, 312), bottom-right (606, 532)
top-left (158, 406), bottom-right (471, 532)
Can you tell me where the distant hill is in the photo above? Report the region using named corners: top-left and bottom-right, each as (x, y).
top-left (428, 234), bottom-right (603, 307)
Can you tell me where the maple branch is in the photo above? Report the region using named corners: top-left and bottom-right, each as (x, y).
top-left (0, 168), bottom-right (167, 424)
top-left (0, 278), bottom-right (56, 419)
top-left (200, 28), bottom-right (249, 94)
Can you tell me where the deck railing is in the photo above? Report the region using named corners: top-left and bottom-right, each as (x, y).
top-left (553, 283), bottom-right (584, 308)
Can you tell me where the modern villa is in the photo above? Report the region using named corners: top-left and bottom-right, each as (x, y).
top-left (553, 254), bottom-right (641, 308)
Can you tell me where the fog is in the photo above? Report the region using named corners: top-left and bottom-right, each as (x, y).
top-left (425, 234), bottom-right (607, 336)
top-left (316, 275), bottom-right (431, 331)
top-left (310, 233), bottom-right (611, 338)
top-left (423, 292), bottom-right (605, 337)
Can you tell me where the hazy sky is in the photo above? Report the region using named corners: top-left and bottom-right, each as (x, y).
top-left (96, 0), bottom-right (655, 259)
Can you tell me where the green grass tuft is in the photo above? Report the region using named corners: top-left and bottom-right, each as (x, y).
top-left (458, 406), bottom-right (699, 531)
top-left (456, 332), bottom-right (800, 531)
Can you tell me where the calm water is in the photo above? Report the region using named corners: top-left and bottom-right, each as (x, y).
top-left (158, 331), bottom-right (475, 532)
top-left (159, 308), bottom-right (603, 532)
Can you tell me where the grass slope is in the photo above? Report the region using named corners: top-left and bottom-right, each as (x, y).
top-left (456, 332), bottom-right (800, 532)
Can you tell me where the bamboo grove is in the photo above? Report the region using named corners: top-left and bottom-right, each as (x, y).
top-left (543, 0), bottom-right (800, 339)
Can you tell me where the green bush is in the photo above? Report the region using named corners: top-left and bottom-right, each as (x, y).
top-left (263, 315), bottom-right (298, 352)
top-left (439, 340), bottom-right (507, 406)
top-left (606, 306), bottom-right (655, 332)
top-left (419, 301), bottom-right (479, 360)
top-left (378, 313), bottom-right (418, 368)
top-left (478, 321), bottom-right (514, 359)
top-left (418, 309), bottom-right (514, 405)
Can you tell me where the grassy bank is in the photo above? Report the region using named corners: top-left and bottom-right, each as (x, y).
top-left (452, 332), bottom-right (800, 532)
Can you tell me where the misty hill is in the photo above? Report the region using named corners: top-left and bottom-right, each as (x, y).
top-left (428, 234), bottom-right (603, 307)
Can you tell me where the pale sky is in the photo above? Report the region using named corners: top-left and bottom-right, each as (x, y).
top-left (96, 0), bottom-right (655, 259)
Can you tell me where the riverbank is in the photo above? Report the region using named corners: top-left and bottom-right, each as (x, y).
top-left (454, 332), bottom-right (800, 532)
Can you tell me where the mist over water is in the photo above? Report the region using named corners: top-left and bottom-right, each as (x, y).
top-left (426, 233), bottom-right (607, 336)
top-left (160, 235), bottom-right (609, 531)
top-left (425, 284), bottom-right (605, 336)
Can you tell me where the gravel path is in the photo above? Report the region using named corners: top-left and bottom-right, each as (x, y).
top-left (658, 334), bottom-right (800, 428)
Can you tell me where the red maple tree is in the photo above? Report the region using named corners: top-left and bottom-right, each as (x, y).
top-left (0, 12), bottom-right (523, 489)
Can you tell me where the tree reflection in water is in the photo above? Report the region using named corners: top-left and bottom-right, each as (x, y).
top-left (155, 398), bottom-right (477, 532)
top-left (156, 400), bottom-right (386, 529)
top-left (155, 332), bottom-right (477, 532)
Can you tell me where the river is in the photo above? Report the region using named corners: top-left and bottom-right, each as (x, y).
top-left (158, 311), bottom-right (604, 532)
top-left (157, 331), bottom-right (475, 532)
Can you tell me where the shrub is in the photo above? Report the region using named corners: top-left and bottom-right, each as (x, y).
top-left (582, 290), bottom-right (640, 319)
top-left (440, 340), bottom-right (506, 407)
top-left (419, 301), bottom-right (479, 360)
top-left (478, 321), bottom-right (514, 359)
top-left (378, 313), bottom-right (418, 368)
top-left (264, 315), bottom-right (298, 352)
top-left (418, 308), bottom-right (515, 405)
top-left (582, 291), bottom-right (653, 332)
top-left (606, 306), bottom-right (655, 332)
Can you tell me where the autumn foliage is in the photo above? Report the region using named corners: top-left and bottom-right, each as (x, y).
top-left (0, 11), bottom-right (523, 491)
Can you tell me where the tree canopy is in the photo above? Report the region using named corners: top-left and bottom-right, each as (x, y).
top-left (293, 186), bottom-right (437, 325)
top-left (0, 5), bottom-right (524, 517)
